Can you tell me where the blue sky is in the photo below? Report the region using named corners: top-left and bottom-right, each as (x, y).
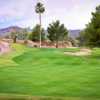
top-left (0, 0), bottom-right (99, 29)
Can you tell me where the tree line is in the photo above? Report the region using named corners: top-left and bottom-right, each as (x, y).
top-left (31, 2), bottom-right (100, 48)
top-left (10, 1), bottom-right (100, 48)
top-left (29, 1), bottom-right (68, 48)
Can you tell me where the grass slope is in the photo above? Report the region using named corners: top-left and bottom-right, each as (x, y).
top-left (0, 44), bottom-right (100, 99)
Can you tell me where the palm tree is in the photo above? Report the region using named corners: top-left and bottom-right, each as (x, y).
top-left (35, 1), bottom-right (45, 48)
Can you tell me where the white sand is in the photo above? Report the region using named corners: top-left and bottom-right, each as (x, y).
top-left (64, 48), bottom-right (91, 56)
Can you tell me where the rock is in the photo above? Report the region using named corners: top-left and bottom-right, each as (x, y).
top-left (26, 40), bottom-right (39, 48)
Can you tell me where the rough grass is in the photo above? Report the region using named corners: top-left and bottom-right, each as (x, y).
top-left (0, 44), bottom-right (100, 100)
top-left (0, 94), bottom-right (100, 100)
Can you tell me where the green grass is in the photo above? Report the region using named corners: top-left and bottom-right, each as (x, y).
top-left (0, 44), bottom-right (100, 100)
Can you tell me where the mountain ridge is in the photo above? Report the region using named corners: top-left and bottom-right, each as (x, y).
top-left (0, 26), bottom-right (81, 38)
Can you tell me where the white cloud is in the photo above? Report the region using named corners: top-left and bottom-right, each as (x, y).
top-left (0, 0), bottom-right (99, 29)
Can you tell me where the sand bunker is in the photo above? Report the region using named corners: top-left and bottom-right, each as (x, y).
top-left (64, 48), bottom-right (91, 56)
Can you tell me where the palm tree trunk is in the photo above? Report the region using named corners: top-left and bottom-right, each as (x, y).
top-left (39, 13), bottom-right (42, 48)
top-left (56, 40), bottom-right (58, 48)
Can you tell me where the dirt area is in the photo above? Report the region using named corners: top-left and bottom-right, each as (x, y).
top-left (0, 41), bottom-right (11, 54)
top-left (64, 48), bottom-right (92, 56)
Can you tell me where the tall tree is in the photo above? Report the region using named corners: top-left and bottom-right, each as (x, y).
top-left (80, 5), bottom-right (100, 47)
top-left (47, 20), bottom-right (68, 48)
top-left (11, 32), bottom-right (17, 43)
top-left (35, 1), bottom-right (45, 48)
top-left (29, 24), bottom-right (45, 42)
